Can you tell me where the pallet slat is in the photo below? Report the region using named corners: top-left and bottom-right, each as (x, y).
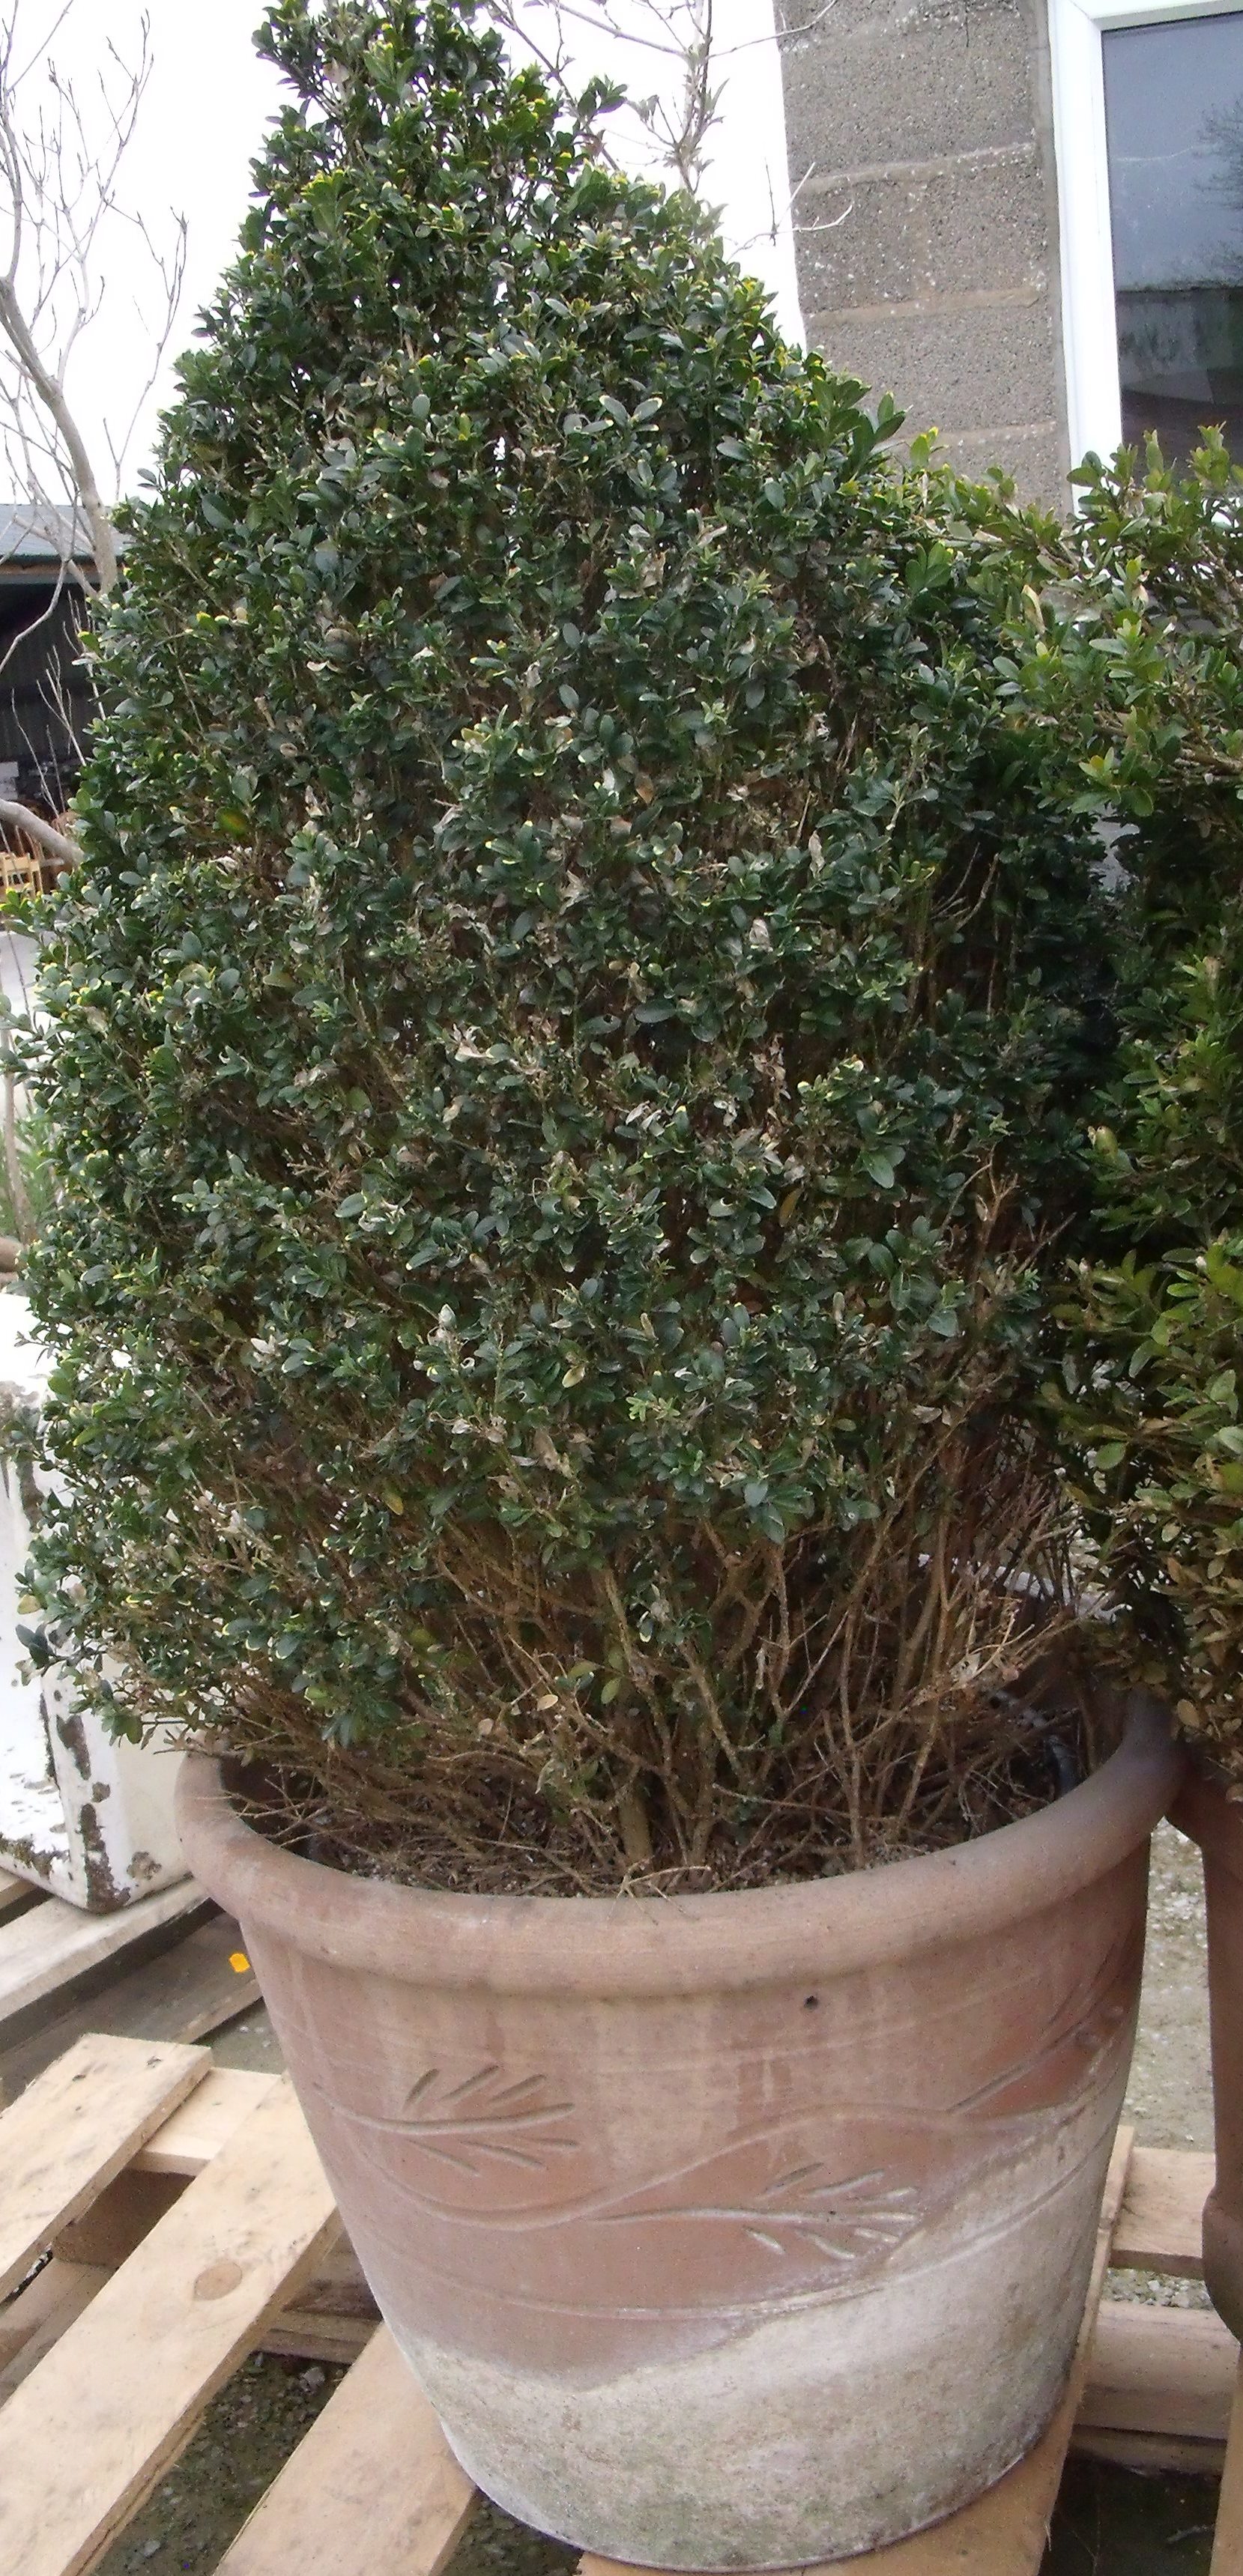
top-left (1072, 2424), bottom-right (1227, 2476)
top-left (0, 1867), bottom-right (40, 1921)
top-left (1213, 2355), bottom-right (1243, 2575)
top-left (0, 1876), bottom-right (203, 2025)
top-left (1112, 2146), bottom-right (1213, 2278)
top-left (0, 2031), bottom-right (207, 2300)
top-left (215, 2324), bottom-right (477, 2576)
top-left (264, 2238), bottom-right (379, 2363)
top-left (0, 2261), bottom-right (109, 2397)
top-left (0, 1912), bottom-right (261, 2100)
top-left (132, 2066), bottom-right (278, 2175)
top-left (1080, 2299), bottom-right (1238, 2445)
top-left (0, 2073), bottom-right (342, 2576)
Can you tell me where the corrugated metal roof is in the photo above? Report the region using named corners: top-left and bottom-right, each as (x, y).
top-left (0, 503), bottom-right (96, 566)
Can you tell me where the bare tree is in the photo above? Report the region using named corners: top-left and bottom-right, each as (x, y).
top-left (0, 1), bottom-right (186, 868)
top-left (0, 3), bottom-right (186, 585)
top-left (0, 4), bottom-right (187, 1234)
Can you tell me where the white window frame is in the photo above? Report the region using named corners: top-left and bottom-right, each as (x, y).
top-left (1050, 0), bottom-right (1243, 463)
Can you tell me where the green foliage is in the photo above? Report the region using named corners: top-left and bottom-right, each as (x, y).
top-left (0, 1095), bottom-right (58, 1246)
top-left (22, 0), bottom-right (1111, 1884)
top-left (956, 428), bottom-right (1243, 876)
top-left (973, 435), bottom-right (1243, 1764)
top-left (1049, 1243), bottom-right (1243, 1759)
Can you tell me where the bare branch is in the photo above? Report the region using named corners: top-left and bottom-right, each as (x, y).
top-left (0, 795), bottom-right (79, 865)
top-left (490, 0), bottom-right (727, 196)
top-left (0, 2), bottom-right (187, 591)
top-left (0, 272), bottom-right (116, 586)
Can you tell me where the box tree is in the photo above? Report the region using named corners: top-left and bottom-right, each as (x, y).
top-left (979, 434), bottom-right (1243, 1775)
top-left (22, 0), bottom-right (1112, 1887)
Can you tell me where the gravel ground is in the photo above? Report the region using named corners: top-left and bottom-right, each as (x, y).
top-left (99, 1816), bottom-right (1219, 2573)
top-left (1117, 1817), bottom-right (1215, 2315)
top-left (1125, 1819), bottom-right (1213, 2154)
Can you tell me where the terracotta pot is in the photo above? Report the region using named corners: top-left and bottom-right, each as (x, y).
top-left (1167, 1763), bottom-right (1243, 2340)
top-left (177, 1697), bottom-right (1179, 2570)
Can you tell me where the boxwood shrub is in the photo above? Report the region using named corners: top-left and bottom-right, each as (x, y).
top-left (977, 437), bottom-right (1243, 1775)
top-left (20, 0), bottom-right (1113, 1886)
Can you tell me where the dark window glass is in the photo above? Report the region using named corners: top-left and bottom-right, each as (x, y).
top-left (1104, 11), bottom-right (1243, 463)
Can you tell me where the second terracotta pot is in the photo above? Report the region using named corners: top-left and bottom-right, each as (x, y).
top-left (177, 1697), bottom-right (1179, 2570)
top-left (1168, 1763), bottom-right (1243, 2340)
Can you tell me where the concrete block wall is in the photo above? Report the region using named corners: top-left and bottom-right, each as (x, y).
top-left (778, 0), bottom-right (1071, 507)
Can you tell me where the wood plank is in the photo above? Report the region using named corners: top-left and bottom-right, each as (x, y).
top-left (1079, 2299), bottom-right (1237, 2444)
top-left (0, 1876), bottom-right (202, 2025)
top-left (1213, 2353), bottom-right (1243, 2576)
top-left (214, 2325), bottom-right (477, 2576)
top-left (1, 2253), bottom-right (102, 2376)
top-left (0, 1914), bottom-right (261, 2100)
top-left (263, 2237), bottom-right (378, 2363)
top-left (259, 2307), bottom-right (375, 2366)
top-left (0, 2031), bottom-right (207, 2300)
top-left (0, 1868), bottom-right (42, 1921)
top-left (52, 2221), bottom-right (378, 2369)
top-left (131, 2066), bottom-right (278, 2175)
top-left (53, 2192), bottom-right (379, 2369)
top-left (1072, 2425), bottom-right (1226, 2476)
top-left (0, 2074), bottom-right (341, 2576)
top-left (0, 2261), bottom-right (108, 2396)
top-left (272, 2237), bottom-right (375, 2327)
top-left (52, 2166), bottom-right (187, 2268)
top-left (1111, 2145), bottom-right (1213, 2279)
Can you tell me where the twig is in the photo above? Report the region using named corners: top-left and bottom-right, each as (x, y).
top-left (0, 795), bottom-right (77, 864)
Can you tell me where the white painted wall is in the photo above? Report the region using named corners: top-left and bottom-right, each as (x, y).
top-left (0, 1296), bottom-right (185, 1907)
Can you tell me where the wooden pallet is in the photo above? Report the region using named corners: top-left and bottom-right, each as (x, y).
top-left (0, 1874), bottom-right (206, 2030)
top-left (0, 2035), bottom-right (1240, 2576)
top-left (0, 1875), bottom-right (262, 2109)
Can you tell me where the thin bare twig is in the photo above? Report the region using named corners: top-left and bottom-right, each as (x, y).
top-left (0, 793), bottom-right (76, 863)
top-left (0, 4), bottom-right (187, 592)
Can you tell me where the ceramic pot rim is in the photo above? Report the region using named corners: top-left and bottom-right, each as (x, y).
top-left (175, 1691), bottom-right (1182, 1998)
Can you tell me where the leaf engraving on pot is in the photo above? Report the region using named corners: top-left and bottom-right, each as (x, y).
top-left (951, 1926), bottom-right (1139, 2124)
top-left (596, 2160), bottom-right (922, 2264)
top-left (325, 2062), bottom-right (580, 2174)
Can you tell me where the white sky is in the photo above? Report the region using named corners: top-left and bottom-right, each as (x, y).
top-left (4, 0), bottom-right (800, 513)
